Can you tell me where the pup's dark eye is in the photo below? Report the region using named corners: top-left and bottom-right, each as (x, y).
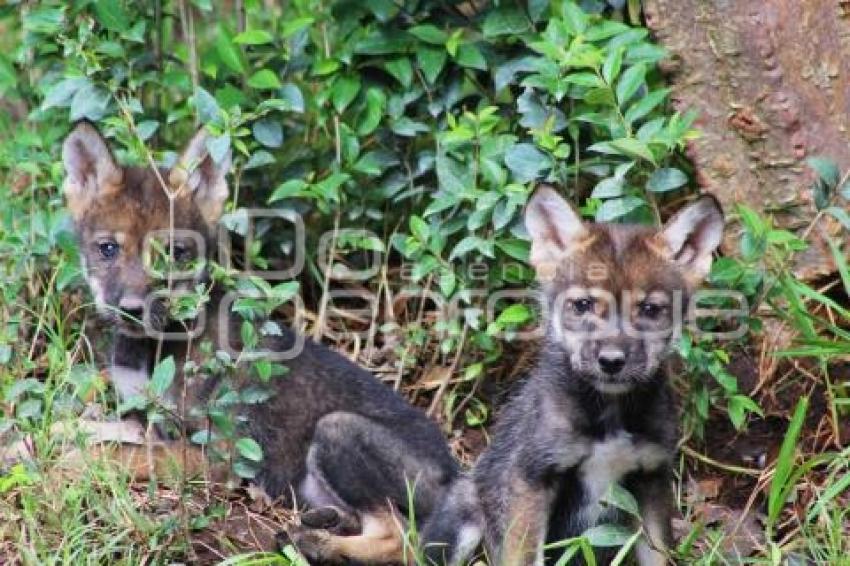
top-left (571, 298), bottom-right (595, 315)
top-left (99, 241), bottom-right (120, 259)
top-left (637, 301), bottom-right (663, 319)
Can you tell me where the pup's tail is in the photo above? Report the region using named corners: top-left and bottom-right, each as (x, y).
top-left (419, 475), bottom-right (484, 565)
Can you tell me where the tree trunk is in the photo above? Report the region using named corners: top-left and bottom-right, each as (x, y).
top-left (644, 0), bottom-right (850, 279)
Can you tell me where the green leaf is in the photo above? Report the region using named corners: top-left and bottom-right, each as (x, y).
top-left (497, 304), bottom-right (532, 325)
top-left (23, 7), bottom-right (64, 34)
top-left (439, 271), bottom-right (457, 297)
top-left (827, 238), bottom-right (850, 299)
top-left (585, 20), bottom-right (631, 41)
top-left (94, 0), bottom-right (130, 32)
top-left (595, 196), bottom-right (645, 222)
top-left (560, 2), bottom-right (589, 35)
top-left (416, 47), bottom-right (446, 84)
top-left (767, 397), bottom-right (808, 530)
top-left (483, 7), bottom-right (530, 37)
top-left (253, 118), bottom-right (283, 148)
top-left (450, 236), bottom-right (493, 261)
top-left (505, 143), bottom-right (552, 183)
top-left (70, 84), bottom-right (110, 121)
top-left (232, 460), bottom-right (259, 479)
top-left (624, 88), bottom-right (669, 125)
top-left (384, 58), bottom-right (413, 88)
top-left (615, 63), bottom-right (646, 107)
top-left (149, 356), bottom-right (175, 398)
top-left (583, 524), bottom-right (634, 547)
top-left (269, 180), bottom-right (307, 203)
top-left (358, 88), bottom-right (386, 136)
top-left (591, 138), bottom-right (656, 164)
top-left (496, 238), bottom-right (530, 261)
top-left (194, 87), bottom-right (220, 124)
top-left (601, 484), bottom-right (640, 517)
top-left (244, 150), bottom-right (275, 170)
top-left (136, 120), bottom-right (159, 141)
top-left (826, 206), bottom-right (850, 230)
top-left (332, 76), bottom-right (361, 113)
top-left (281, 16), bottom-right (314, 38)
top-left (591, 177), bottom-right (624, 199)
top-left (42, 77), bottom-right (88, 110)
top-left (806, 156), bottom-right (840, 188)
top-left (280, 83), bottom-right (306, 113)
top-left (409, 24), bottom-right (447, 45)
top-left (391, 117), bottom-right (429, 137)
top-left (206, 134), bottom-right (230, 164)
top-left (410, 215), bottom-right (429, 242)
top-left (455, 44), bottom-right (487, 70)
top-left (235, 437), bottom-right (264, 462)
top-left (646, 167), bottom-right (687, 193)
top-left (728, 394), bottom-right (762, 430)
top-left (215, 25), bottom-right (244, 73)
top-left (840, 178), bottom-right (850, 200)
top-left (353, 150), bottom-right (398, 176)
top-left (233, 29), bottom-right (274, 45)
top-left (602, 47), bottom-right (624, 85)
top-left (247, 69), bottom-right (281, 90)
top-left (564, 73), bottom-right (606, 88)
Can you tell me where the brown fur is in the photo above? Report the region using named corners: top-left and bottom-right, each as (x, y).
top-left (56, 121), bottom-right (459, 565)
top-left (422, 186), bottom-right (724, 566)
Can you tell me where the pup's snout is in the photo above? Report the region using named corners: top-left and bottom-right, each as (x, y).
top-left (597, 348), bottom-right (626, 375)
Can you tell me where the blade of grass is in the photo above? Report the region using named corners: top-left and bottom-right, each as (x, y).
top-left (767, 396), bottom-right (809, 533)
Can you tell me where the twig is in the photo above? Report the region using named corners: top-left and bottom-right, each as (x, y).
top-left (681, 444), bottom-right (762, 477)
top-left (312, 213), bottom-right (340, 341)
top-left (178, 0), bottom-right (200, 126)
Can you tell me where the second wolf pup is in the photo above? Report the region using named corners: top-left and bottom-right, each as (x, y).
top-left (62, 121), bottom-right (458, 564)
top-left (424, 186), bottom-right (724, 565)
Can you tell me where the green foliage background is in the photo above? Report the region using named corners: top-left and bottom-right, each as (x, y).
top-left (1, 0), bottom-right (712, 431)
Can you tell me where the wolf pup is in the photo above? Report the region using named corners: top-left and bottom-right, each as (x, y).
top-left (424, 186), bottom-right (723, 566)
top-left (62, 121), bottom-right (458, 564)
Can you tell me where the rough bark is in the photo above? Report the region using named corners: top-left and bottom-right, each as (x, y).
top-left (644, 0), bottom-right (850, 279)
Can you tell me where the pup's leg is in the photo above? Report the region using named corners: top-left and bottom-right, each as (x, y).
top-left (419, 475), bottom-right (484, 566)
top-left (285, 508), bottom-right (405, 564)
top-left (633, 471), bottom-right (673, 566)
top-left (498, 476), bottom-right (552, 566)
top-left (287, 411), bottom-right (453, 564)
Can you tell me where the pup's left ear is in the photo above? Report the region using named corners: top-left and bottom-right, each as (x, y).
top-left (62, 121), bottom-right (123, 219)
top-left (170, 128), bottom-right (231, 225)
top-left (660, 194), bottom-right (724, 285)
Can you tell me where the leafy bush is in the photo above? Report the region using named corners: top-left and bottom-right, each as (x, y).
top-left (2, 1), bottom-right (708, 431)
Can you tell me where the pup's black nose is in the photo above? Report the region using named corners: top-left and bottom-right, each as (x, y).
top-left (598, 351), bottom-right (626, 375)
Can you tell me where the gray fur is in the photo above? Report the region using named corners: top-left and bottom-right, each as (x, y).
top-left (423, 188), bottom-right (724, 565)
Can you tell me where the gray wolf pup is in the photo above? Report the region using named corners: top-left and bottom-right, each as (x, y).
top-left (423, 186), bottom-right (724, 565)
top-left (61, 121), bottom-right (458, 564)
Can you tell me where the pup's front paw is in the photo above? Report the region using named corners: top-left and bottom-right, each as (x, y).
top-left (301, 506), bottom-right (360, 535)
top-left (283, 524), bottom-right (335, 562)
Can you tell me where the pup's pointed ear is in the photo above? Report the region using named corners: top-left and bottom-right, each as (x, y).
top-left (170, 128), bottom-right (231, 226)
top-left (525, 185), bottom-right (587, 276)
top-left (62, 121), bottom-right (123, 218)
top-left (660, 194), bottom-right (724, 285)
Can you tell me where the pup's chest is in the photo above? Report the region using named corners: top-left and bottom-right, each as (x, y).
top-left (577, 432), bottom-right (669, 503)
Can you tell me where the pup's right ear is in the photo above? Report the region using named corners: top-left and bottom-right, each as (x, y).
top-left (525, 185), bottom-right (587, 276)
top-left (62, 121), bottom-right (123, 218)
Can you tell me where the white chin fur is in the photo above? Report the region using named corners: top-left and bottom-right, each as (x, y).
top-left (593, 381), bottom-right (633, 395)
